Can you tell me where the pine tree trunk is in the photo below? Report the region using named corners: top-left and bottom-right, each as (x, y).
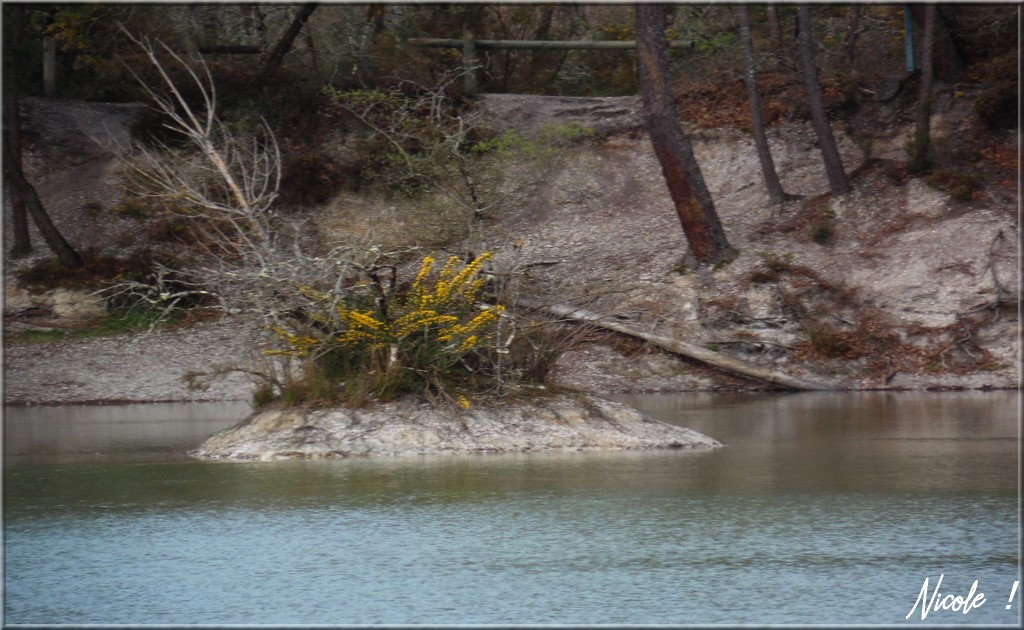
top-left (635, 4), bottom-right (735, 266)
top-left (738, 5), bottom-right (789, 205)
top-left (796, 5), bottom-right (849, 196)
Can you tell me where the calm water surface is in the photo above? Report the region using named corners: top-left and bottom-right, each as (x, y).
top-left (3, 392), bottom-right (1020, 625)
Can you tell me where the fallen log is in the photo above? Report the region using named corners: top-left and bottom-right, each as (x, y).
top-left (523, 300), bottom-right (832, 391)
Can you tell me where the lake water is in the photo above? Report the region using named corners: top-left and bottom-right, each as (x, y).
top-left (3, 391), bottom-right (1020, 625)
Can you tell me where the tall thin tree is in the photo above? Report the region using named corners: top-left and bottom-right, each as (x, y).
top-left (635, 4), bottom-right (735, 266)
top-left (796, 4), bottom-right (849, 196)
top-left (907, 4), bottom-right (963, 81)
top-left (3, 89), bottom-right (84, 267)
top-left (738, 5), bottom-right (792, 205)
top-left (257, 2), bottom-right (318, 81)
top-left (3, 92), bottom-right (32, 258)
top-left (523, 5), bottom-right (558, 88)
top-left (843, 5), bottom-right (862, 67)
top-left (909, 3), bottom-right (936, 173)
top-left (3, 3), bottom-right (31, 256)
top-left (2, 5), bottom-right (83, 266)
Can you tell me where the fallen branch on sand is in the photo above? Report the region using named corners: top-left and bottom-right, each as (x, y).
top-left (521, 300), bottom-right (832, 391)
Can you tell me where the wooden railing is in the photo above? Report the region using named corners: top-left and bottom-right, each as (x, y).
top-left (408, 32), bottom-right (694, 93)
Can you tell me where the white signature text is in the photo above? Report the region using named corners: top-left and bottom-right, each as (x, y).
top-left (906, 574), bottom-right (986, 620)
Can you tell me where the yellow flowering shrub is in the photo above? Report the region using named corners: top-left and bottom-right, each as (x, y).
top-left (266, 252), bottom-right (508, 405)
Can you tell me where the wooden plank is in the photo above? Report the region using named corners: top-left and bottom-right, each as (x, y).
top-left (198, 45), bottom-right (263, 55)
top-left (407, 38), bottom-right (693, 51)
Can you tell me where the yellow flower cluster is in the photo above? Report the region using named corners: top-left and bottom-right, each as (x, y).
top-left (455, 335), bottom-right (479, 353)
top-left (393, 310), bottom-right (460, 338)
top-left (408, 252), bottom-right (493, 312)
top-left (268, 252), bottom-right (502, 361)
top-left (347, 310), bottom-right (386, 331)
top-left (264, 324), bottom-right (320, 357)
top-left (438, 305), bottom-right (505, 342)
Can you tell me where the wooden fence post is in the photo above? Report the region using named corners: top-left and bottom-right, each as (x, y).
top-left (43, 36), bottom-right (57, 97)
top-left (462, 29), bottom-right (478, 94)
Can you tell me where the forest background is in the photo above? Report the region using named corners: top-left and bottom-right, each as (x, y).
top-left (2, 3), bottom-right (1019, 406)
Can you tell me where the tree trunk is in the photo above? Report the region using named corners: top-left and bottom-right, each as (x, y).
top-left (4, 3), bottom-right (81, 265)
top-left (635, 4), bottom-right (735, 266)
top-left (199, 4), bottom-right (220, 46)
top-left (908, 4), bottom-right (963, 81)
top-left (258, 3), bottom-right (318, 80)
top-left (843, 5), bottom-right (862, 67)
top-left (767, 5), bottom-right (785, 51)
top-left (4, 179), bottom-right (32, 257)
top-left (522, 4), bottom-right (557, 88)
top-left (352, 4), bottom-right (388, 84)
top-left (909, 4), bottom-right (936, 173)
top-left (738, 5), bottom-right (790, 205)
top-left (304, 19), bottom-right (320, 75)
top-left (3, 92), bottom-right (32, 257)
top-left (250, 4), bottom-right (269, 52)
top-left (2, 90), bottom-right (83, 268)
top-left (3, 3), bottom-right (31, 256)
top-left (796, 5), bottom-right (849, 197)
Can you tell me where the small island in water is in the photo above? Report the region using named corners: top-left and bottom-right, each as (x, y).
top-left (190, 394), bottom-right (721, 460)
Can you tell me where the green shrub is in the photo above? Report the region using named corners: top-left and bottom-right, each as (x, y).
top-left (536, 121), bottom-right (595, 146)
top-left (252, 382), bottom-right (278, 409)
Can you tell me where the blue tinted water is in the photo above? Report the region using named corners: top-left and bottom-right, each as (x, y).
top-left (4, 391), bottom-right (1019, 625)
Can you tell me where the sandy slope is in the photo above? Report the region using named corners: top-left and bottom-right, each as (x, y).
top-left (3, 93), bottom-right (1018, 404)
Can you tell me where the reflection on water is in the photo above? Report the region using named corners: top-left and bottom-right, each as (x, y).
top-left (3, 392), bottom-right (1019, 625)
top-left (614, 391), bottom-right (1019, 497)
top-left (3, 401), bottom-right (250, 464)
